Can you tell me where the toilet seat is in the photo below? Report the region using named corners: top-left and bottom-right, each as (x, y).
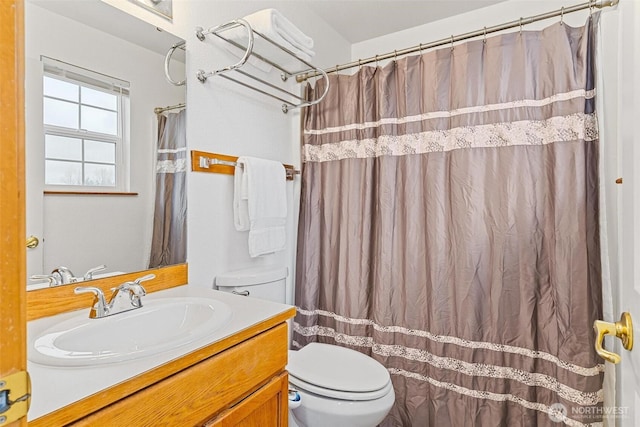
top-left (289, 373), bottom-right (393, 401)
top-left (287, 343), bottom-right (392, 401)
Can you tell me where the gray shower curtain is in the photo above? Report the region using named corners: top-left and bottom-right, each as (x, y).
top-left (294, 17), bottom-right (603, 427)
top-left (149, 109), bottom-right (187, 268)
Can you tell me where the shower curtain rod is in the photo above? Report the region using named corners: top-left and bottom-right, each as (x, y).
top-left (154, 102), bottom-right (186, 114)
top-left (297, 0), bottom-right (618, 82)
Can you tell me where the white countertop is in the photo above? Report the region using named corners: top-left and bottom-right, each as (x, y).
top-left (27, 285), bottom-right (293, 421)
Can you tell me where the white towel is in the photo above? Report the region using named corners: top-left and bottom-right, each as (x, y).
top-left (243, 8), bottom-right (315, 55)
top-left (233, 163), bottom-right (250, 231)
top-left (221, 8), bottom-right (315, 73)
top-left (234, 157), bottom-right (287, 257)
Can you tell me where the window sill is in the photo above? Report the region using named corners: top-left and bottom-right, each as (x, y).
top-left (43, 191), bottom-right (138, 196)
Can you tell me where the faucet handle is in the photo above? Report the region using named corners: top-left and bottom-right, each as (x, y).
top-left (83, 264), bottom-right (107, 281)
top-left (133, 274), bottom-right (156, 284)
top-left (74, 286), bottom-right (108, 318)
top-left (30, 274), bottom-right (62, 287)
top-left (115, 281), bottom-right (147, 308)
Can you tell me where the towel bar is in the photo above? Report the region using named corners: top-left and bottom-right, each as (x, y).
top-left (191, 150), bottom-right (299, 180)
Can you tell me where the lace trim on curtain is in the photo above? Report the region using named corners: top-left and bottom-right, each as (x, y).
top-left (303, 112), bottom-right (598, 163)
top-left (295, 309), bottom-right (604, 376)
top-left (389, 368), bottom-right (601, 427)
top-left (304, 89), bottom-right (596, 136)
top-left (293, 323), bottom-right (601, 405)
top-left (156, 158), bottom-right (187, 173)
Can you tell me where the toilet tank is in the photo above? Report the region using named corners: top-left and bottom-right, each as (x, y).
top-left (215, 266), bottom-right (288, 304)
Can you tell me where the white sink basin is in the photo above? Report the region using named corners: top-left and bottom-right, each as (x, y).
top-left (29, 297), bottom-right (232, 367)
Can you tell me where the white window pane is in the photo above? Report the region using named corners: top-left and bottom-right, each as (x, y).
top-left (81, 105), bottom-right (118, 135)
top-left (43, 76), bottom-right (78, 102)
top-left (44, 98), bottom-right (79, 129)
top-left (45, 160), bottom-right (82, 185)
top-left (84, 163), bottom-right (115, 187)
top-left (85, 140), bottom-right (115, 163)
top-left (81, 87), bottom-right (118, 110)
top-left (45, 135), bottom-right (82, 161)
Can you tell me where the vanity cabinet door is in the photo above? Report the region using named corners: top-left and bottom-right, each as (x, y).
top-left (204, 371), bottom-right (288, 427)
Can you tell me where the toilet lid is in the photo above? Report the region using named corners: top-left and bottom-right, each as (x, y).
top-left (287, 343), bottom-right (390, 393)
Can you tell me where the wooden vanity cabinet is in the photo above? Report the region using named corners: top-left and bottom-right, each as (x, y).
top-left (68, 322), bottom-right (289, 427)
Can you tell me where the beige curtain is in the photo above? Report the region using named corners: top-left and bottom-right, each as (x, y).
top-left (149, 110), bottom-right (187, 268)
top-left (294, 16), bottom-right (603, 427)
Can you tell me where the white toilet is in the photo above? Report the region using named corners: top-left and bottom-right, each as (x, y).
top-left (215, 267), bottom-right (395, 427)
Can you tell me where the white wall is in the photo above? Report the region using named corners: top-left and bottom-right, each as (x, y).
top-left (25, 2), bottom-right (185, 279)
top-left (184, 2), bottom-right (350, 304)
top-left (104, 0), bottom-right (351, 303)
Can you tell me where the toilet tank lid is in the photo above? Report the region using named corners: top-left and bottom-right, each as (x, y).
top-left (215, 266), bottom-right (288, 287)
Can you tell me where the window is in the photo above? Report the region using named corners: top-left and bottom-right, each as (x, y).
top-left (42, 57), bottom-right (130, 190)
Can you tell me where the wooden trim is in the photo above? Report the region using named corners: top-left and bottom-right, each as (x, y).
top-left (0, 1), bottom-right (27, 426)
top-left (26, 264), bottom-right (188, 321)
top-left (31, 319), bottom-right (294, 427)
top-left (43, 191), bottom-right (139, 196)
top-left (191, 149), bottom-right (298, 180)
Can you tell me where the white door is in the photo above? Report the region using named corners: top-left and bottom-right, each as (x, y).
top-left (25, 50), bottom-right (45, 280)
top-left (612, 0), bottom-right (640, 424)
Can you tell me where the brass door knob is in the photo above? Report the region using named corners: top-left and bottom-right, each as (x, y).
top-left (593, 312), bottom-right (633, 364)
top-left (26, 235), bottom-right (39, 249)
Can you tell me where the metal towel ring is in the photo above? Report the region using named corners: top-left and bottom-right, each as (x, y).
top-left (164, 41), bottom-right (186, 86)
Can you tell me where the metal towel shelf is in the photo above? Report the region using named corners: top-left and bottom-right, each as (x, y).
top-left (194, 19), bottom-right (329, 113)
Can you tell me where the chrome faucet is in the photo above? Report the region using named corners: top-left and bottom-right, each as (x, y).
top-left (75, 274), bottom-right (155, 319)
top-left (30, 264), bottom-right (107, 287)
top-left (51, 266), bottom-right (77, 285)
top-left (30, 268), bottom-right (73, 287)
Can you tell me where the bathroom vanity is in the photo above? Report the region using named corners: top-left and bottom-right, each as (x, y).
top-left (26, 265), bottom-right (295, 426)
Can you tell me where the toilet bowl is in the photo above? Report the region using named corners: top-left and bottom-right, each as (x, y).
top-left (215, 268), bottom-right (395, 427)
top-left (287, 343), bottom-right (395, 427)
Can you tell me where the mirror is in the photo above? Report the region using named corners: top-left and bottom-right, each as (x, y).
top-left (25, 0), bottom-right (186, 290)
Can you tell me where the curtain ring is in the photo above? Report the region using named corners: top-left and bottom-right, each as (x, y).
top-left (419, 43), bottom-right (423, 54)
top-left (358, 59), bottom-right (362, 70)
top-left (560, 7), bottom-right (564, 25)
top-left (483, 27), bottom-right (487, 44)
top-left (335, 65), bottom-right (339, 75)
top-left (375, 54), bottom-right (379, 67)
top-left (519, 17), bottom-right (523, 34)
top-left (394, 50), bottom-right (398, 61)
top-left (450, 35), bottom-right (454, 51)
top-left (589, 0), bottom-right (594, 16)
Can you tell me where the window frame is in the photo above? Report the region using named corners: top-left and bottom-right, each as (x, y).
top-left (42, 58), bottom-right (131, 193)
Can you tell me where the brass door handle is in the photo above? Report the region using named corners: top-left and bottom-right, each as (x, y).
top-left (593, 312), bottom-right (633, 364)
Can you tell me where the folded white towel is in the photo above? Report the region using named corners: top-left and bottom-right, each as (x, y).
top-left (244, 8), bottom-right (314, 54)
top-left (221, 8), bottom-right (315, 73)
top-left (234, 157), bottom-right (287, 257)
